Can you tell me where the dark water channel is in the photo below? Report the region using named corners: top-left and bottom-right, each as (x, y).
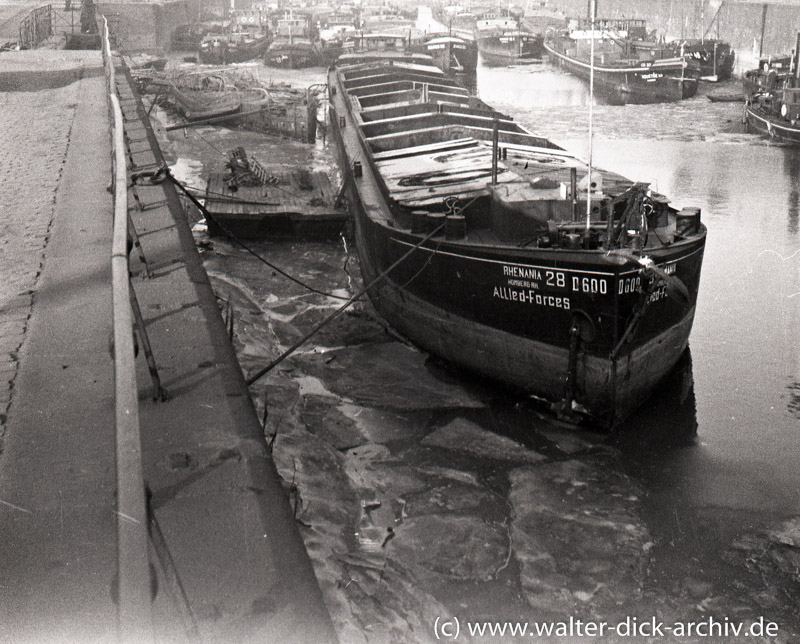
top-left (155, 59), bottom-right (800, 641)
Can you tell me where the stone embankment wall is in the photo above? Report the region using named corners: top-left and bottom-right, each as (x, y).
top-left (549, 0), bottom-right (800, 71)
top-left (101, 0), bottom-right (195, 52)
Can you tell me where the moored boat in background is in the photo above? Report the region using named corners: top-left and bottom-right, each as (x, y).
top-left (544, 16), bottom-right (698, 104)
top-left (197, 9), bottom-right (270, 65)
top-left (743, 54), bottom-right (793, 97)
top-left (477, 28), bottom-right (544, 66)
top-left (265, 14), bottom-right (319, 68)
top-left (744, 34), bottom-right (800, 145)
top-left (198, 31), bottom-right (271, 65)
top-left (337, 32), bottom-right (433, 67)
top-left (476, 15), bottom-right (543, 66)
top-left (679, 39), bottom-right (735, 82)
top-left (630, 38), bottom-right (735, 82)
top-left (166, 72), bottom-right (241, 121)
top-left (327, 58), bottom-right (706, 426)
top-left (171, 22), bottom-right (223, 52)
top-left (198, 32), bottom-right (227, 64)
top-left (419, 33), bottom-right (479, 74)
top-left (317, 17), bottom-right (357, 67)
top-left (219, 31), bottom-right (271, 64)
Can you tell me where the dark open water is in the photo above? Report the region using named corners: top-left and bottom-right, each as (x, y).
top-left (485, 62), bottom-right (800, 605)
top-left (160, 58), bottom-right (800, 637)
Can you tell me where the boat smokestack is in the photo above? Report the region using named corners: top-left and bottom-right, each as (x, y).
top-left (795, 32), bottom-right (800, 80)
top-left (491, 119), bottom-right (499, 184)
top-left (585, 0), bottom-right (596, 235)
top-left (571, 166), bottom-right (577, 220)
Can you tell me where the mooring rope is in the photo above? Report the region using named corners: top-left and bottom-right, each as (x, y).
top-left (162, 166), bottom-right (447, 384)
top-left (245, 223), bottom-right (446, 386)
top-left (161, 166), bottom-right (352, 300)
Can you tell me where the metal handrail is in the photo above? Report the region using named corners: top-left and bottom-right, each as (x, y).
top-left (102, 17), bottom-right (154, 641)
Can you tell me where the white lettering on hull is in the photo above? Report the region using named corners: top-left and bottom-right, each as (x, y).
top-left (492, 286), bottom-right (571, 309)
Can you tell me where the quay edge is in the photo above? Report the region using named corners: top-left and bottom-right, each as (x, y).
top-left (0, 50), bottom-right (337, 643)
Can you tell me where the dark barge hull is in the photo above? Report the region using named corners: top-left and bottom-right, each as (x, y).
top-left (744, 104), bottom-right (800, 144)
top-left (205, 210), bottom-right (347, 240)
top-left (204, 168), bottom-right (348, 240)
top-left (477, 34), bottom-right (543, 66)
top-left (544, 41), bottom-right (698, 104)
top-left (265, 42), bottom-right (319, 68)
top-left (237, 89), bottom-right (318, 143)
top-left (328, 61), bottom-right (706, 424)
top-left (198, 35), bottom-right (271, 64)
top-left (348, 217), bottom-right (702, 422)
top-left (631, 39), bottom-right (735, 82)
top-left (683, 40), bottom-right (735, 82)
top-left (167, 86), bottom-right (241, 122)
top-left (225, 36), bottom-right (271, 63)
top-left (419, 37), bottom-right (479, 75)
top-left (448, 41), bottom-right (479, 74)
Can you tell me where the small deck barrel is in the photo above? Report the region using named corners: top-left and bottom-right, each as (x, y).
top-left (427, 212), bottom-right (446, 232)
top-left (411, 210), bottom-right (428, 233)
top-left (445, 214), bottom-right (467, 239)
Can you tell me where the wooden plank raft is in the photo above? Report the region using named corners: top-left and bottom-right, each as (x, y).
top-left (203, 149), bottom-right (349, 240)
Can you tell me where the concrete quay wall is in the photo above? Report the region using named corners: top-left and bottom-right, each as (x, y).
top-left (0, 51), bottom-right (336, 642)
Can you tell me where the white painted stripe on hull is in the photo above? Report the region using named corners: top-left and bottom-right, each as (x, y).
top-left (543, 43), bottom-right (687, 74)
top-left (369, 271), bottom-right (697, 420)
top-left (745, 106), bottom-right (800, 136)
top-left (392, 236), bottom-right (705, 277)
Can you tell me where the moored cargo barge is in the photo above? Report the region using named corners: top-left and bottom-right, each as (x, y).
top-left (327, 59), bottom-right (706, 425)
top-left (544, 20), bottom-right (698, 104)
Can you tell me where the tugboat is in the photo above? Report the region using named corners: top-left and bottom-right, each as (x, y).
top-left (544, 16), bottom-right (697, 104)
top-left (198, 10), bottom-right (270, 65)
top-left (744, 34), bottom-right (800, 145)
top-left (327, 55), bottom-right (707, 426)
top-left (743, 54), bottom-right (794, 97)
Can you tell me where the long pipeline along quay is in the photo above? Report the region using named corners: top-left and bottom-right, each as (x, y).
top-left (0, 45), bottom-right (336, 643)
